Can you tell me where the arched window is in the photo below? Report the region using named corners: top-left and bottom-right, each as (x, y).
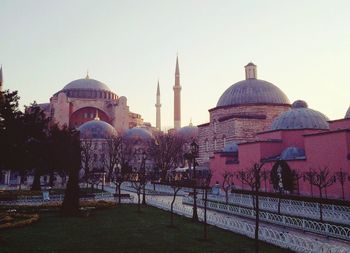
top-left (223, 135), bottom-right (226, 147)
top-left (205, 139), bottom-right (209, 152)
top-left (214, 138), bottom-right (217, 150)
top-left (213, 120), bottom-right (218, 133)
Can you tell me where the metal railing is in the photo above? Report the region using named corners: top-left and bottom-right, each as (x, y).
top-left (209, 193), bottom-right (350, 225)
top-left (183, 196), bottom-right (350, 242)
top-left (146, 196), bottom-right (350, 253)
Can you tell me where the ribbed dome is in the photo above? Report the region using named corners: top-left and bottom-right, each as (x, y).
top-left (63, 78), bottom-right (111, 91)
top-left (217, 79), bottom-right (290, 107)
top-left (177, 124), bottom-right (198, 140)
top-left (271, 100), bottom-right (329, 130)
top-left (280, 146), bottom-right (306, 160)
top-left (78, 119), bottom-right (117, 139)
top-left (123, 127), bottom-right (153, 141)
top-left (222, 142), bottom-right (238, 153)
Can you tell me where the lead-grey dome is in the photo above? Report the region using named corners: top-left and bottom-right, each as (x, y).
top-left (217, 79), bottom-right (290, 107)
top-left (63, 78), bottom-right (111, 91)
top-left (280, 146), bottom-right (306, 160)
top-left (123, 127), bottom-right (153, 141)
top-left (177, 124), bottom-right (198, 140)
top-left (78, 119), bottom-right (117, 139)
top-left (271, 100), bottom-right (329, 130)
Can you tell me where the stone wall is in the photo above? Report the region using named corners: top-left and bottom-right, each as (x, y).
top-left (198, 104), bottom-right (290, 164)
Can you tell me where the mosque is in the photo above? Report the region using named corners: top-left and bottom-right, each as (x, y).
top-left (205, 63), bottom-right (350, 201)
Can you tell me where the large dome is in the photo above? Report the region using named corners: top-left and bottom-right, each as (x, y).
top-left (271, 100), bottom-right (329, 130)
top-left (216, 63), bottom-right (290, 107)
top-left (63, 78), bottom-right (111, 91)
top-left (56, 75), bottom-right (117, 100)
top-left (78, 119), bottom-right (117, 139)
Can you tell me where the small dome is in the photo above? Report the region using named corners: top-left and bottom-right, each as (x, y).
top-left (271, 100), bottom-right (329, 130)
top-left (222, 142), bottom-right (238, 153)
top-left (177, 124), bottom-right (198, 140)
top-left (63, 78), bottom-right (111, 91)
top-left (280, 146), bottom-right (306, 160)
top-left (123, 127), bottom-right (153, 141)
top-left (292, 100), bottom-right (308, 109)
top-left (78, 120), bottom-right (117, 139)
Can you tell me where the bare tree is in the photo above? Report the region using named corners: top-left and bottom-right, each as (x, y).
top-left (261, 169), bottom-right (269, 192)
top-left (238, 162), bottom-right (264, 253)
top-left (305, 167), bottom-right (336, 222)
top-left (335, 168), bottom-right (347, 200)
top-left (80, 139), bottom-right (94, 188)
top-left (104, 136), bottom-right (120, 183)
top-left (222, 171), bottom-right (234, 204)
top-left (148, 133), bottom-right (184, 181)
top-left (292, 169), bottom-right (303, 195)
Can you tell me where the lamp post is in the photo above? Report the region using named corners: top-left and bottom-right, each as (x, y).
top-left (189, 140), bottom-right (199, 222)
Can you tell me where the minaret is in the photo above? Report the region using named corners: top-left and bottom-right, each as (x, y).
top-left (0, 65), bottom-right (3, 92)
top-left (173, 55), bottom-right (181, 129)
top-left (155, 80), bottom-right (161, 131)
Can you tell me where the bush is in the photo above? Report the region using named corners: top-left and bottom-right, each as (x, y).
top-left (0, 213), bottom-right (40, 229)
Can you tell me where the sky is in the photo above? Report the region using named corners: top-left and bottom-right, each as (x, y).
top-left (1, 0), bottom-right (350, 130)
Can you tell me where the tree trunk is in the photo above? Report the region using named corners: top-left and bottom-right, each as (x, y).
top-left (192, 187), bottom-right (198, 222)
top-left (341, 183), bottom-right (345, 200)
top-left (255, 190), bottom-right (260, 253)
top-left (137, 190), bottom-right (141, 212)
top-left (225, 190), bottom-right (228, 204)
top-left (277, 195), bottom-right (281, 215)
top-left (204, 188), bottom-right (208, 240)
top-left (118, 184), bottom-right (122, 204)
top-left (61, 166), bottom-right (80, 216)
top-left (31, 169), bottom-right (41, 191)
top-left (142, 183), bottom-right (146, 205)
top-left (319, 187), bottom-right (323, 222)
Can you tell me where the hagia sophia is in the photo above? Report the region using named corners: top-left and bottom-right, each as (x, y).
top-left (1, 59), bottom-right (350, 201)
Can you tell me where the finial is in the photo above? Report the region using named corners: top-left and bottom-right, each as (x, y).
top-left (85, 69), bottom-right (90, 79)
top-left (94, 109), bottom-right (100, 120)
top-left (189, 118), bottom-right (193, 126)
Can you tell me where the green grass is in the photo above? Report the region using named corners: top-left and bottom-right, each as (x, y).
top-left (0, 205), bottom-right (294, 253)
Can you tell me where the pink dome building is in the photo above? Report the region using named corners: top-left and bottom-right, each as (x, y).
top-left (210, 100), bottom-right (350, 200)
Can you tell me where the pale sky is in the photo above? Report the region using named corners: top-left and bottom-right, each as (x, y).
top-left (1, 0), bottom-right (350, 130)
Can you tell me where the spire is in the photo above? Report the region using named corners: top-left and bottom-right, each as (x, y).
top-left (189, 118), bottom-right (193, 126)
top-left (175, 55), bottom-right (180, 78)
top-left (157, 80), bottom-right (160, 96)
top-left (155, 80), bottom-right (161, 131)
top-left (85, 70), bottom-right (90, 79)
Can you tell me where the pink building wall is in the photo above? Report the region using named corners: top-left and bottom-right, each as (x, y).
top-left (209, 127), bottom-right (350, 200)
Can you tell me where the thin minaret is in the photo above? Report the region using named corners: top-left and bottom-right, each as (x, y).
top-left (173, 55), bottom-right (181, 129)
top-left (155, 80), bottom-right (161, 131)
top-left (0, 65), bottom-right (3, 92)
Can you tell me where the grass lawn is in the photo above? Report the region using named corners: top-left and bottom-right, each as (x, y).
top-left (0, 205), bottom-right (294, 253)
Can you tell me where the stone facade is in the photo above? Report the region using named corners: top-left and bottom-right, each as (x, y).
top-left (198, 104), bottom-right (290, 164)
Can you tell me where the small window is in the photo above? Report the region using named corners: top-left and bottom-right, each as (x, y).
top-left (205, 139), bottom-right (209, 152)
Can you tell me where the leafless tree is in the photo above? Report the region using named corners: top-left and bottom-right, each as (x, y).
top-left (80, 139), bottom-right (94, 188)
top-left (222, 171), bottom-right (234, 204)
top-left (238, 162), bottom-right (264, 253)
top-left (148, 133), bottom-right (184, 181)
top-left (292, 169), bottom-right (303, 195)
top-left (104, 136), bottom-right (121, 183)
top-left (305, 167), bottom-right (336, 222)
top-left (335, 168), bottom-right (348, 200)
